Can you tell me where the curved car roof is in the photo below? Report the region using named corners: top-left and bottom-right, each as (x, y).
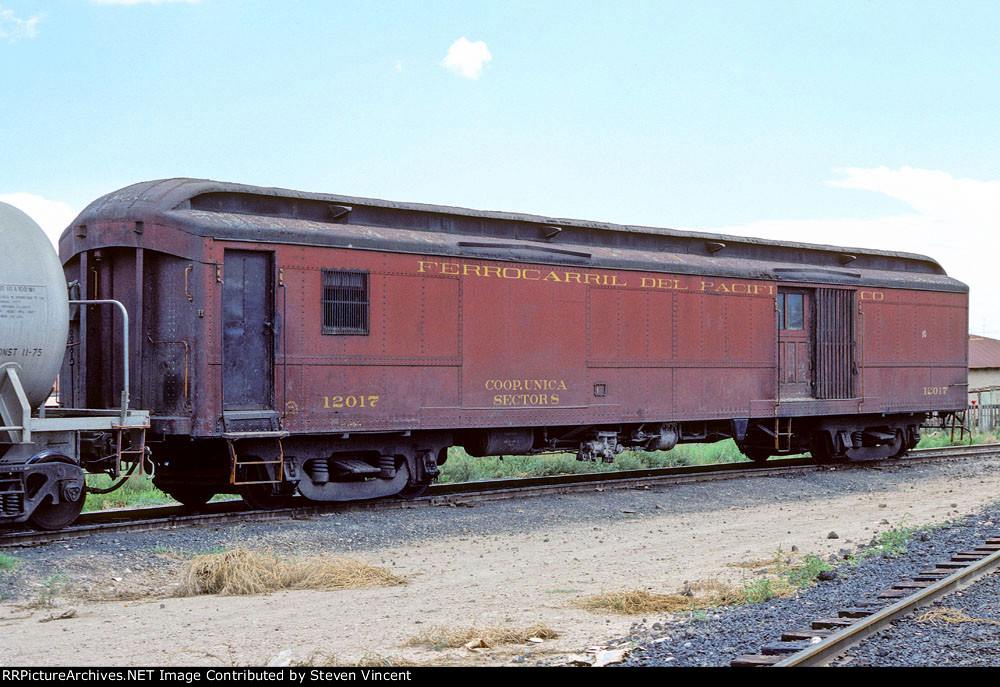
top-left (61, 178), bottom-right (967, 292)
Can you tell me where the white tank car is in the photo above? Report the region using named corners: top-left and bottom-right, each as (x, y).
top-left (0, 202), bottom-right (69, 409)
top-left (0, 201), bottom-right (148, 530)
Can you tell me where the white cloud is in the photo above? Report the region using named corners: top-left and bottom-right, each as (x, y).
top-left (442, 37), bottom-right (491, 80)
top-left (829, 165), bottom-right (1000, 228)
top-left (0, 7), bottom-right (42, 41)
top-left (0, 193), bottom-right (76, 248)
top-left (395, 60), bottom-right (403, 73)
top-left (701, 166), bottom-right (1000, 337)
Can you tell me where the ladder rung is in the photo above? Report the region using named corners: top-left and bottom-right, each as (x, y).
top-left (227, 436), bottom-right (285, 485)
top-left (114, 427), bottom-right (147, 480)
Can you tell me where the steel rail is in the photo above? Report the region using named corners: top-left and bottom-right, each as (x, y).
top-left (0, 456), bottom-right (819, 547)
top-left (774, 546), bottom-right (1000, 667)
top-left (909, 443), bottom-right (1000, 458)
top-left (2, 442), bottom-right (997, 548)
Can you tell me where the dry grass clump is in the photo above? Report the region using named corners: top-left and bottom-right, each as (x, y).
top-left (917, 608), bottom-right (1000, 626)
top-left (406, 623), bottom-right (559, 650)
top-left (577, 581), bottom-right (746, 615)
top-left (177, 548), bottom-right (405, 596)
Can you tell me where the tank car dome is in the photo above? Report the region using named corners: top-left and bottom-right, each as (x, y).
top-left (0, 202), bottom-right (70, 409)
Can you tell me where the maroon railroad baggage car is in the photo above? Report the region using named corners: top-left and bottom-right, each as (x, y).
top-left (58, 179), bottom-right (968, 507)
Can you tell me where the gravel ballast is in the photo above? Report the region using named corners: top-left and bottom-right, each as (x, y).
top-left (620, 501), bottom-right (1000, 667)
top-left (0, 452), bottom-right (998, 666)
top-left (838, 571), bottom-right (1000, 667)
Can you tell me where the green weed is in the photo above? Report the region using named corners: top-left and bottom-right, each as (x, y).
top-left (739, 578), bottom-right (784, 604)
top-left (0, 552), bottom-right (20, 572)
top-left (850, 519), bottom-right (922, 566)
top-left (83, 474), bottom-right (174, 512)
top-left (28, 572), bottom-right (69, 608)
top-left (783, 554), bottom-right (833, 588)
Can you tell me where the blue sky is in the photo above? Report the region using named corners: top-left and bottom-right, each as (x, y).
top-left (2, 1), bottom-right (999, 333)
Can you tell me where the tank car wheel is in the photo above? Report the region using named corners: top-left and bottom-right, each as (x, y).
top-left (29, 491), bottom-right (86, 531)
top-left (26, 455), bottom-right (86, 530)
top-left (239, 461), bottom-right (293, 510)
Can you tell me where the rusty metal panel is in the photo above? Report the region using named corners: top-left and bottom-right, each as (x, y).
top-left (458, 261), bottom-right (586, 419)
top-left (860, 288), bottom-right (968, 413)
top-left (815, 288), bottom-right (856, 400)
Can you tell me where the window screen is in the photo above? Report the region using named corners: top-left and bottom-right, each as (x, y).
top-left (322, 270), bottom-right (369, 335)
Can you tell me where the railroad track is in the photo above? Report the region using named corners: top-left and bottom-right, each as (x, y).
top-left (2, 442), bottom-right (997, 548)
top-left (731, 533), bottom-right (1000, 666)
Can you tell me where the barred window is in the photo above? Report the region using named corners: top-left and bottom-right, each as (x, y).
top-left (322, 270), bottom-right (369, 335)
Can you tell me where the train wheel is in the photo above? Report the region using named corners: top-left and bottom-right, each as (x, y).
top-left (26, 455), bottom-right (86, 530)
top-left (29, 486), bottom-right (86, 530)
top-left (809, 432), bottom-right (837, 464)
top-left (888, 429), bottom-right (908, 459)
top-left (166, 488), bottom-right (215, 508)
top-left (29, 492), bottom-right (86, 530)
top-left (397, 450), bottom-right (440, 499)
top-left (241, 483), bottom-right (293, 510)
top-left (239, 461), bottom-right (293, 510)
top-left (743, 448), bottom-right (771, 464)
top-left (397, 478), bottom-right (431, 499)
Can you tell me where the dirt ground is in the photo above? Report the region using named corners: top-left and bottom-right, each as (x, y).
top-left (2, 458), bottom-right (999, 667)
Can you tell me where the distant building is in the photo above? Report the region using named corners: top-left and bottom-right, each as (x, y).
top-left (969, 334), bottom-right (1000, 404)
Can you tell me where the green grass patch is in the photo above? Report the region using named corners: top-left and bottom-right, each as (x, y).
top-left (436, 440), bottom-right (750, 484)
top-left (0, 552), bottom-right (20, 572)
top-left (83, 474), bottom-right (174, 512)
top-left (83, 476), bottom-right (231, 513)
top-left (916, 429), bottom-right (1000, 448)
top-left (435, 428), bottom-right (1000, 485)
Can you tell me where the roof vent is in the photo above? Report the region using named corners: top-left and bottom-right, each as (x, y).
top-left (329, 205), bottom-right (352, 221)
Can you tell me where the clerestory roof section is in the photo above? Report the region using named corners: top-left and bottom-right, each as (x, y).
top-left (62, 178), bottom-right (968, 293)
